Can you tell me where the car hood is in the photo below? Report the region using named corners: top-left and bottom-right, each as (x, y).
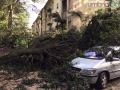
top-left (71, 57), bottom-right (104, 69)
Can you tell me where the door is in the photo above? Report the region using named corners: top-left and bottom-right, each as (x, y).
top-left (103, 61), bottom-right (116, 79)
top-left (111, 50), bottom-right (120, 77)
top-left (111, 60), bottom-right (120, 77)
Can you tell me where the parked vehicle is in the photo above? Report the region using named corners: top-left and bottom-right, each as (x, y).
top-left (71, 46), bottom-right (120, 89)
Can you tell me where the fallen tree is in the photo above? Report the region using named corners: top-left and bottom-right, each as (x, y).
top-left (0, 29), bottom-right (89, 90)
top-left (0, 43), bottom-right (66, 59)
top-left (0, 29), bottom-right (82, 68)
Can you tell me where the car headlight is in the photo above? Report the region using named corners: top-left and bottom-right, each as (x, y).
top-left (81, 69), bottom-right (96, 74)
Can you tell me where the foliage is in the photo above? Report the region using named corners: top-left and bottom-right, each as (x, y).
top-left (80, 9), bottom-right (120, 50)
top-left (12, 12), bottom-right (29, 30)
top-left (0, 0), bottom-right (32, 49)
top-left (0, 28), bottom-right (89, 89)
top-left (39, 64), bottom-right (89, 90)
top-left (69, 11), bottom-right (84, 21)
top-left (0, 10), bottom-right (30, 48)
top-left (39, 49), bottom-right (89, 90)
top-left (28, 29), bottom-right (89, 90)
top-left (0, 29), bottom-right (32, 49)
top-left (51, 11), bottom-right (66, 31)
top-left (22, 78), bottom-right (38, 85)
top-left (0, 9), bottom-right (8, 30)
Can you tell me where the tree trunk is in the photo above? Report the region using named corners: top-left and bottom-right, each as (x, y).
top-left (0, 44), bottom-right (66, 60)
top-left (8, 5), bottom-right (13, 30)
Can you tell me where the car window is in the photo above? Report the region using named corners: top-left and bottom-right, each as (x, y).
top-left (84, 48), bottom-right (105, 60)
top-left (84, 47), bottom-right (112, 60)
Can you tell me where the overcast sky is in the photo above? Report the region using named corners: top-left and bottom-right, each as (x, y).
top-left (27, 0), bottom-right (48, 28)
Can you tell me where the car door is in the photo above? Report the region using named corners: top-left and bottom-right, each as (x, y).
top-left (104, 61), bottom-right (117, 79)
top-left (111, 60), bottom-right (120, 77)
top-left (111, 50), bottom-right (120, 77)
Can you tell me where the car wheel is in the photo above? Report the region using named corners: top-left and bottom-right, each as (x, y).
top-left (97, 72), bottom-right (108, 89)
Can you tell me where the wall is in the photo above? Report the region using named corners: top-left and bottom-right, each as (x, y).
top-left (72, 0), bottom-right (107, 30)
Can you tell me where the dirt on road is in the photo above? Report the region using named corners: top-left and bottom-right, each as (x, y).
top-left (0, 70), bottom-right (43, 90)
top-left (0, 70), bottom-right (120, 90)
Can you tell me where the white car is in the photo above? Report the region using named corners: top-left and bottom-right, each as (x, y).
top-left (71, 46), bottom-right (120, 89)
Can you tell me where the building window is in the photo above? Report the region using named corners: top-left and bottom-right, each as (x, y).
top-left (68, 21), bottom-right (72, 30)
top-left (57, 3), bottom-right (58, 9)
top-left (38, 24), bottom-right (39, 29)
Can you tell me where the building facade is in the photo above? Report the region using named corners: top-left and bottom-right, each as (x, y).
top-left (32, 0), bottom-right (115, 36)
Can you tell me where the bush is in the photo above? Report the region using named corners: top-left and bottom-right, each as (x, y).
top-left (22, 78), bottom-right (38, 85)
top-left (39, 50), bottom-right (89, 90)
top-left (0, 30), bottom-right (32, 49)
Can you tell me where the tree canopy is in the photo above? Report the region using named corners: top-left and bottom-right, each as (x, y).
top-left (81, 8), bottom-right (120, 50)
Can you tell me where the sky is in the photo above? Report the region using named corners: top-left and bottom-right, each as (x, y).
top-left (27, 0), bottom-right (48, 28)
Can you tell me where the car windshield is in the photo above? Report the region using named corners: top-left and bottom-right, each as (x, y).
top-left (84, 47), bottom-right (112, 60)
